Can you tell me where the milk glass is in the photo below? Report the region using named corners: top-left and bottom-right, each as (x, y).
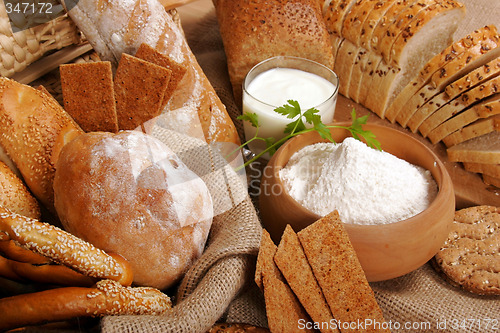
top-left (242, 56), bottom-right (339, 159)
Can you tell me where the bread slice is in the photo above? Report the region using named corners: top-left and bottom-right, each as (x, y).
top-left (364, 1), bottom-right (464, 117)
top-left (483, 174), bottom-right (500, 188)
top-left (418, 76), bottom-right (500, 138)
top-left (447, 131), bottom-right (500, 164)
top-left (464, 162), bottom-right (500, 178)
top-left (274, 225), bottom-right (338, 333)
top-left (255, 229), bottom-right (314, 333)
top-left (429, 94), bottom-right (500, 145)
top-left (334, 39), bottom-right (358, 97)
top-left (297, 211), bottom-right (389, 332)
top-left (323, 0), bottom-right (360, 37)
top-left (443, 114), bottom-right (500, 147)
top-left (385, 25), bottom-right (499, 123)
top-left (398, 35), bottom-right (500, 127)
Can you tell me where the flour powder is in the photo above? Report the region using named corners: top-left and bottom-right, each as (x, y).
top-left (279, 138), bottom-right (438, 225)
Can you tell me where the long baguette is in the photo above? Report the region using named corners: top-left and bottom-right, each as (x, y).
top-left (61, 0), bottom-right (239, 148)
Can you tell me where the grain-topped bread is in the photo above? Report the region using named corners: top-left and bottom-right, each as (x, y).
top-left (214, 0), bottom-right (334, 104)
top-left (442, 114), bottom-right (500, 147)
top-left (447, 131), bottom-right (500, 164)
top-left (385, 25), bottom-right (500, 123)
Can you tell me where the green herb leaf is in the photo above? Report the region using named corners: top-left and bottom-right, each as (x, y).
top-left (274, 99), bottom-right (301, 119)
top-left (237, 112), bottom-right (259, 128)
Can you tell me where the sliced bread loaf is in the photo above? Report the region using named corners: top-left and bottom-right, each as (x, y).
top-left (419, 76), bottom-right (500, 138)
top-left (408, 56), bottom-right (500, 133)
top-left (385, 25), bottom-right (499, 122)
top-left (464, 162), bottom-right (500, 178)
top-left (430, 94), bottom-right (500, 145)
top-left (397, 34), bottom-right (500, 127)
top-left (443, 114), bottom-right (500, 147)
top-left (447, 131), bottom-right (500, 164)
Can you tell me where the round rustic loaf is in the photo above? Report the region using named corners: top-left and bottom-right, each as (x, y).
top-left (53, 131), bottom-right (213, 290)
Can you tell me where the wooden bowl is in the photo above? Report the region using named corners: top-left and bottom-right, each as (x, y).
top-left (259, 122), bottom-right (455, 282)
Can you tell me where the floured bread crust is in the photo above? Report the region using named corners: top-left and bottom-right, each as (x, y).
top-left (53, 131), bottom-right (213, 290)
top-left (433, 205), bottom-right (500, 295)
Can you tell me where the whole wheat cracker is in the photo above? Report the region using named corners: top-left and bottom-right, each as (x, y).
top-left (297, 211), bottom-right (389, 333)
top-left (255, 230), bottom-right (314, 333)
top-left (274, 225), bottom-right (338, 333)
top-left (433, 205), bottom-right (500, 295)
top-left (134, 43), bottom-right (186, 110)
top-left (114, 53), bottom-right (172, 131)
top-left (60, 61), bottom-right (118, 133)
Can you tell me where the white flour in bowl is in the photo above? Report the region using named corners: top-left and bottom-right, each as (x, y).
top-left (279, 137), bottom-right (438, 225)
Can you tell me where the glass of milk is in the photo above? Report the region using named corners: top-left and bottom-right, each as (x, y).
top-left (242, 56), bottom-right (339, 159)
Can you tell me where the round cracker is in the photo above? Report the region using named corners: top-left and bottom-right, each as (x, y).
top-left (433, 205), bottom-right (500, 295)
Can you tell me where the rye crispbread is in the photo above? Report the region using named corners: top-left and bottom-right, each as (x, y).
top-left (114, 53), bottom-right (172, 131)
top-left (433, 205), bottom-right (500, 295)
top-left (60, 61), bottom-right (118, 133)
top-left (134, 43), bottom-right (187, 110)
top-left (297, 211), bottom-right (389, 332)
top-left (255, 230), bottom-right (313, 333)
top-left (274, 225), bottom-right (338, 333)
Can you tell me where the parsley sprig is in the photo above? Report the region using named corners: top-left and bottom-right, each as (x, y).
top-left (230, 100), bottom-right (381, 170)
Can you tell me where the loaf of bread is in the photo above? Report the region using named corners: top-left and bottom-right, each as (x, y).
top-left (0, 161), bottom-right (40, 219)
top-left (53, 131), bottom-right (213, 290)
top-left (214, 0), bottom-right (334, 104)
top-left (61, 0), bottom-right (240, 148)
top-left (0, 77), bottom-right (84, 212)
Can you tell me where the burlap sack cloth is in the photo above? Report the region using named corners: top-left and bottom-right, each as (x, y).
top-left (103, 1), bottom-right (499, 332)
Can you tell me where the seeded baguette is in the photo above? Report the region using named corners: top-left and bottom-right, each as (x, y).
top-left (399, 35), bottom-right (500, 128)
top-left (385, 25), bottom-right (499, 123)
top-left (443, 114), bottom-right (500, 147)
top-left (0, 279), bottom-right (171, 332)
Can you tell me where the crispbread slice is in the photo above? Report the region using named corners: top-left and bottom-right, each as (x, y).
top-left (114, 53), bottom-right (172, 131)
top-left (60, 61), bottom-right (118, 133)
top-left (274, 225), bottom-right (338, 333)
top-left (255, 230), bottom-right (313, 333)
top-left (134, 43), bottom-right (186, 110)
top-left (297, 211), bottom-right (389, 333)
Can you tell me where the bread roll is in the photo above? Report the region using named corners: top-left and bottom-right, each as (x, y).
top-left (0, 161), bottom-right (40, 219)
top-left (53, 131), bottom-right (213, 290)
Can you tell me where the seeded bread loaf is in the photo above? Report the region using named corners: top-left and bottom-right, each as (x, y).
top-left (385, 25), bottom-right (499, 123)
top-left (447, 131), bottom-right (500, 164)
top-left (400, 35), bottom-right (500, 129)
top-left (431, 94), bottom-right (500, 146)
top-left (443, 114), bottom-right (500, 147)
top-left (418, 75), bottom-right (500, 138)
top-left (214, 0), bottom-right (334, 104)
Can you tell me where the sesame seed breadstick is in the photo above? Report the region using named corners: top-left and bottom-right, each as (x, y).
top-left (0, 279), bottom-right (172, 332)
top-left (0, 239), bottom-right (50, 264)
top-left (0, 254), bottom-right (96, 287)
top-left (0, 206), bottom-right (134, 286)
